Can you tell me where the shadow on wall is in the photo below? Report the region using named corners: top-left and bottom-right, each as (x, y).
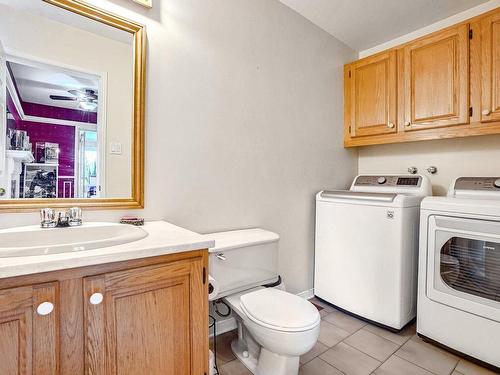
top-left (358, 134), bottom-right (500, 197)
top-left (99, 0), bottom-right (163, 22)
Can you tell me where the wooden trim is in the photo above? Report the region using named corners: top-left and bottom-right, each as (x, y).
top-left (0, 0), bottom-right (146, 211)
top-left (344, 120), bottom-right (500, 147)
top-left (0, 250), bottom-right (208, 290)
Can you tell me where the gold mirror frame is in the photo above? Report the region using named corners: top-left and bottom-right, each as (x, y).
top-left (1, 0), bottom-right (145, 212)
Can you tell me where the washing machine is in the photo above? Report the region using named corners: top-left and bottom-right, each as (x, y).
top-left (314, 175), bottom-right (432, 330)
top-left (418, 177), bottom-right (500, 370)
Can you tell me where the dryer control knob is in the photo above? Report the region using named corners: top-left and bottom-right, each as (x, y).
top-left (494, 179), bottom-right (500, 188)
top-left (377, 177), bottom-right (387, 185)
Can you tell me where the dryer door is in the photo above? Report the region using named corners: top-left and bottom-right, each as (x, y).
top-left (427, 215), bottom-right (500, 322)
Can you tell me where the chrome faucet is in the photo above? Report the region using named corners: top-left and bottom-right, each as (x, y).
top-left (40, 207), bottom-right (82, 228)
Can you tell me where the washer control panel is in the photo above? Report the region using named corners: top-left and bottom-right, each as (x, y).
top-left (454, 177), bottom-right (500, 191)
top-left (354, 175), bottom-right (422, 187)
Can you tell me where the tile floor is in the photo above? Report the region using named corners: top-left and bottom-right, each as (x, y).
top-left (211, 297), bottom-right (498, 375)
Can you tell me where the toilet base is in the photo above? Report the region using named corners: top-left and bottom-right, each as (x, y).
top-left (231, 339), bottom-right (300, 375)
top-left (231, 338), bottom-right (258, 373)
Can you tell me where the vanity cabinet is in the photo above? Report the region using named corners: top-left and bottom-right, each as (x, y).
top-left (0, 282), bottom-right (59, 375)
top-left (344, 7), bottom-right (500, 147)
top-left (0, 250), bottom-right (208, 375)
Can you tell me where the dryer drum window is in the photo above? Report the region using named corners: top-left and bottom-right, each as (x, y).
top-left (440, 237), bottom-right (500, 302)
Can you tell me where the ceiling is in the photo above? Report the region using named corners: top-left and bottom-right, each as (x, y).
top-left (9, 61), bottom-right (99, 111)
top-left (279, 0), bottom-right (489, 51)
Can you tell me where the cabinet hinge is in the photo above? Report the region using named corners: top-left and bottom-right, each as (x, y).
top-left (203, 267), bottom-right (206, 284)
top-left (469, 107), bottom-right (473, 116)
top-left (469, 29), bottom-right (473, 39)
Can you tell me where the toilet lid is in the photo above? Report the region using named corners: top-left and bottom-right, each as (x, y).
top-left (240, 288), bottom-right (320, 332)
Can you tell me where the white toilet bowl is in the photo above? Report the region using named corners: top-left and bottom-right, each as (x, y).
top-left (225, 287), bottom-right (321, 375)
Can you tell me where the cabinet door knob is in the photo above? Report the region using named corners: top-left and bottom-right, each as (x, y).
top-left (89, 293), bottom-right (104, 305)
top-left (404, 121), bottom-right (411, 127)
top-left (37, 302), bottom-right (54, 316)
top-left (387, 122), bottom-right (395, 128)
top-left (482, 109), bottom-right (491, 116)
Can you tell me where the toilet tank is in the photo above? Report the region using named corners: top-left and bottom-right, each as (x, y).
top-left (207, 228), bottom-right (279, 298)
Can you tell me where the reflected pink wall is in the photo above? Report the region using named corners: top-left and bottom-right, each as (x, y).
top-left (7, 91), bottom-right (76, 198)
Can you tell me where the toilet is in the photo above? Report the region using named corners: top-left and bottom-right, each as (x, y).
top-left (208, 229), bottom-right (320, 375)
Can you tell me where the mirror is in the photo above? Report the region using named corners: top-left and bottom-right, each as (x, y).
top-left (0, 0), bottom-right (145, 210)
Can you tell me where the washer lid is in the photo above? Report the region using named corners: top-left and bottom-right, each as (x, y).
top-left (240, 288), bottom-right (320, 332)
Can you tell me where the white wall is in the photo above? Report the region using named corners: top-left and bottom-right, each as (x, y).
top-left (0, 3), bottom-right (133, 197)
top-left (0, 0), bottom-right (358, 295)
top-left (358, 0), bottom-right (500, 196)
top-left (358, 135), bottom-right (500, 196)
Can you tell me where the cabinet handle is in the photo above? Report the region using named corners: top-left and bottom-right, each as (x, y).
top-left (482, 109), bottom-right (491, 116)
top-left (404, 121), bottom-right (411, 127)
top-left (387, 122), bottom-right (395, 129)
top-left (216, 253), bottom-right (226, 261)
top-left (89, 293), bottom-right (104, 305)
top-left (37, 302), bottom-right (54, 316)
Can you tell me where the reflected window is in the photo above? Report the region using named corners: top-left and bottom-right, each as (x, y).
top-left (440, 237), bottom-right (500, 302)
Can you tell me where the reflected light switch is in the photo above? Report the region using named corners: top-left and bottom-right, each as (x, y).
top-left (110, 142), bottom-right (122, 155)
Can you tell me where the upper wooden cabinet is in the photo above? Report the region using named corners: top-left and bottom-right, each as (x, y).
top-left (347, 51), bottom-right (397, 137)
top-left (0, 283), bottom-right (59, 375)
top-left (344, 7), bottom-right (500, 147)
top-left (402, 24), bottom-right (469, 131)
top-left (481, 10), bottom-right (500, 123)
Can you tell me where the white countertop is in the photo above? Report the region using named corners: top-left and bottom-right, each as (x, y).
top-left (0, 221), bottom-right (215, 279)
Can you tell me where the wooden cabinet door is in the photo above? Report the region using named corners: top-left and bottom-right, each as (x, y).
top-left (0, 283), bottom-right (59, 375)
top-left (402, 24), bottom-right (469, 131)
top-left (481, 10), bottom-right (500, 123)
top-left (347, 51), bottom-right (398, 137)
top-left (84, 258), bottom-right (207, 375)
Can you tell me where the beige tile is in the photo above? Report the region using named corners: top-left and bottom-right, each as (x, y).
top-left (319, 309), bottom-right (330, 318)
top-left (299, 357), bottom-right (344, 375)
top-left (212, 330), bottom-right (237, 365)
top-left (219, 360), bottom-right (252, 375)
top-left (344, 328), bottom-right (400, 361)
top-left (455, 359), bottom-right (499, 375)
top-left (320, 342), bottom-right (381, 375)
top-left (300, 341), bottom-right (329, 364)
top-left (318, 320), bottom-right (351, 347)
top-left (323, 309), bottom-right (366, 334)
top-left (452, 372), bottom-right (466, 375)
top-left (374, 355), bottom-right (434, 375)
top-left (396, 337), bottom-right (459, 375)
top-left (309, 297), bottom-right (335, 312)
top-left (364, 322), bottom-right (415, 346)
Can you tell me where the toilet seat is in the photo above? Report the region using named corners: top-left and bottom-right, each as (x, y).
top-left (240, 288), bottom-right (320, 332)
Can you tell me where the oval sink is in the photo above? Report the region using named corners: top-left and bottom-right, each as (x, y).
top-left (0, 222), bottom-right (148, 257)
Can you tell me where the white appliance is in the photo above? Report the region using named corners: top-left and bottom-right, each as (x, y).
top-left (418, 177), bottom-right (500, 370)
top-left (208, 229), bottom-right (320, 375)
top-left (315, 175), bottom-right (432, 330)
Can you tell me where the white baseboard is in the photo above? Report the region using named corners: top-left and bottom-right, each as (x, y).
top-left (296, 288), bottom-right (315, 300)
top-left (211, 317), bottom-right (237, 337)
top-left (211, 289), bottom-right (315, 337)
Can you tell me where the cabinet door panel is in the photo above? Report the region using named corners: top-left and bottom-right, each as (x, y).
top-left (84, 259), bottom-right (206, 375)
top-left (348, 51), bottom-right (397, 137)
top-left (403, 24), bottom-right (469, 131)
top-left (481, 10), bottom-right (500, 122)
top-left (0, 283), bottom-right (59, 375)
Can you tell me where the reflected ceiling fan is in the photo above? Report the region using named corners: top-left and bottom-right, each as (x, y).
top-left (50, 89), bottom-right (98, 111)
